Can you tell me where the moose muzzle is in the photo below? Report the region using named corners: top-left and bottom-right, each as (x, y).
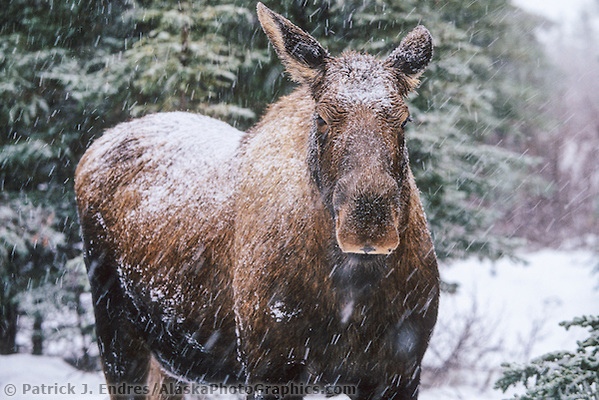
top-left (333, 174), bottom-right (401, 255)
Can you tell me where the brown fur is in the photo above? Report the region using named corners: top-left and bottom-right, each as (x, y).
top-left (75, 4), bottom-right (439, 400)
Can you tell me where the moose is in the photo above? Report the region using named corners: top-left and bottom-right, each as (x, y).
top-left (75, 3), bottom-right (439, 400)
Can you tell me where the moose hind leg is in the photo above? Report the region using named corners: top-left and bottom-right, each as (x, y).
top-left (87, 255), bottom-right (152, 400)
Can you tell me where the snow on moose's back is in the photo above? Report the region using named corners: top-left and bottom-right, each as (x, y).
top-left (83, 112), bottom-right (243, 220)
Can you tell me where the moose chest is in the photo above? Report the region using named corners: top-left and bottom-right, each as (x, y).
top-left (232, 246), bottom-right (429, 383)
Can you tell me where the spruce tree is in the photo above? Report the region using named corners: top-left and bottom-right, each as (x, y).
top-left (496, 316), bottom-right (599, 399)
top-left (85, 1), bottom-right (265, 126)
top-left (0, 0), bottom-right (125, 354)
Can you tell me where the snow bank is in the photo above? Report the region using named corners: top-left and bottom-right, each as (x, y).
top-left (438, 249), bottom-right (598, 357)
top-left (421, 249), bottom-right (599, 400)
top-left (0, 354), bottom-right (105, 399)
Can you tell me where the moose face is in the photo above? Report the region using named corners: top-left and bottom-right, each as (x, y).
top-left (257, 3), bottom-right (433, 255)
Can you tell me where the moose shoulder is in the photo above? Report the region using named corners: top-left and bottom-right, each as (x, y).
top-left (75, 3), bottom-right (439, 400)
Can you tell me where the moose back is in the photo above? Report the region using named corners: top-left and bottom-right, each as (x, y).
top-left (75, 3), bottom-right (439, 399)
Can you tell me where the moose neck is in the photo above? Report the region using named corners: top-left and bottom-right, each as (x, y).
top-left (330, 252), bottom-right (389, 296)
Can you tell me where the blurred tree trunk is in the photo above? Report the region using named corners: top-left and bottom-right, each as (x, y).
top-left (0, 291), bottom-right (18, 354)
top-left (32, 313), bottom-right (43, 355)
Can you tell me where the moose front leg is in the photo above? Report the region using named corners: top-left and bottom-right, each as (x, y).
top-left (348, 371), bottom-right (420, 400)
top-left (245, 361), bottom-right (307, 400)
top-left (242, 338), bottom-right (307, 400)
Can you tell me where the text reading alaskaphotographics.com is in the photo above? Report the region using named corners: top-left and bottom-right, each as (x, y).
top-left (3, 382), bottom-right (357, 397)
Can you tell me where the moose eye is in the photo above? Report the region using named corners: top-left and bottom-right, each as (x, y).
top-left (316, 115), bottom-right (329, 135)
top-left (401, 116), bottom-right (413, 130)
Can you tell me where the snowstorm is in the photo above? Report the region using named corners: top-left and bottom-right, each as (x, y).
top-left (1, 0), bottom-right (598, 399)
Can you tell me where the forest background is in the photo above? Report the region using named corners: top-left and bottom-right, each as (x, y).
top-left (1, 0), bottom-right (598, 387)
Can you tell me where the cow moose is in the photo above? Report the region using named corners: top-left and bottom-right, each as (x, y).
top-left (75, 3), bottom-right (439, 400)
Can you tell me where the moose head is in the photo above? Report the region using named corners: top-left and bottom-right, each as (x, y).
top-left (257, 3), bottom-right (433, 255)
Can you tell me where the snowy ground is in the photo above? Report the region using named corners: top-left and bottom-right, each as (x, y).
top-left (421, 248), bottom-right (599, 400)
top-left (0, 249), bottom-right (597, 400)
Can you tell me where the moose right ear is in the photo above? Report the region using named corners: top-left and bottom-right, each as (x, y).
top-left (257, 3), bottom-right (329, 84)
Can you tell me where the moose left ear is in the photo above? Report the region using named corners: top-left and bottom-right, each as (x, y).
top-left (386, 25), bottom-right (433, 82)
top-left (257, 2), bottom-right (329, 84)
